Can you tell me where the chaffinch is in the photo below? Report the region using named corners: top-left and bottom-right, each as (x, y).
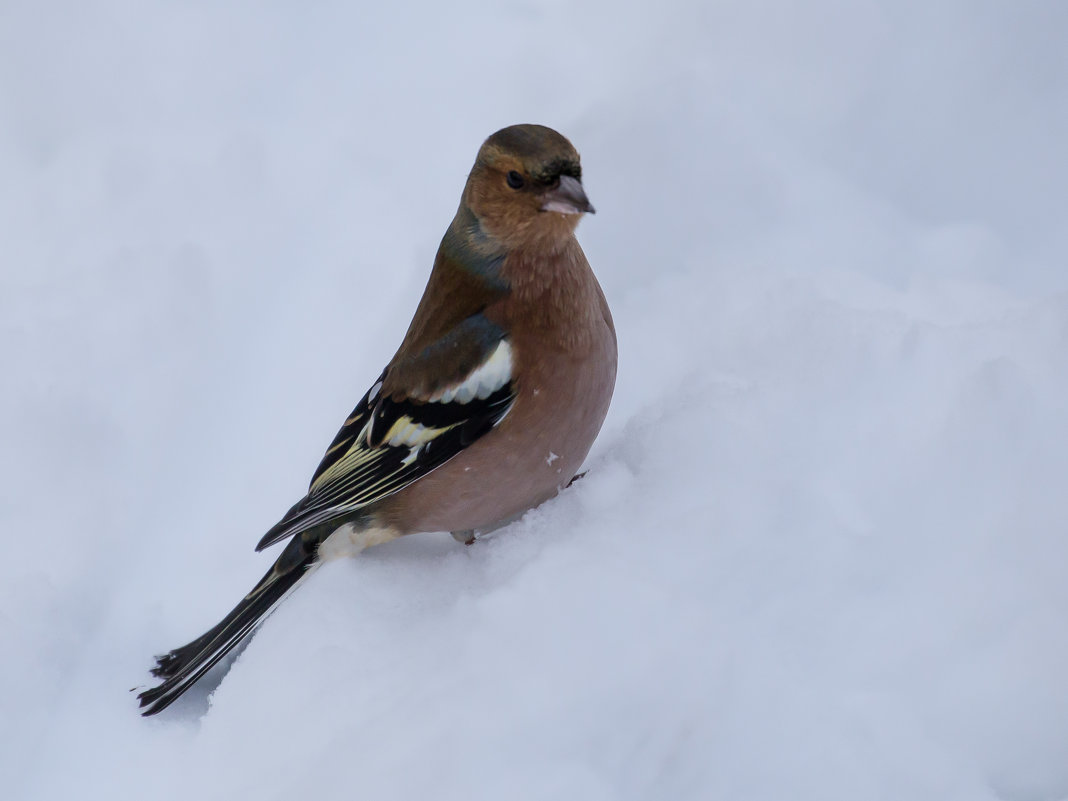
top-left (138, 124), bottom-right (616, 716)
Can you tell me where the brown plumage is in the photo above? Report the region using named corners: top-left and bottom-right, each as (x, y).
top-left (137, 124), bottom-right (616, 716)
top-left (381, 238), bottom-right (615, 535)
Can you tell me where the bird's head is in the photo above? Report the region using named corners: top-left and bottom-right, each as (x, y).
top-left (462, 124), bottom-right (594, 251)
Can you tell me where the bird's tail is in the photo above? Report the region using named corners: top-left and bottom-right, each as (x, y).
top-left (137, 534), bottom-right (317, 716)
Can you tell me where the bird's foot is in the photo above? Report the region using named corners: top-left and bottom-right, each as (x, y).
top-left (451, 529), bottom-right (477, 546)
top-left (566, 471), bottom-right (588, 488)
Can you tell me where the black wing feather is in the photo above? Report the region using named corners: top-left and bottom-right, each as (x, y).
top-left (255, 375), bottom-right (514, 552)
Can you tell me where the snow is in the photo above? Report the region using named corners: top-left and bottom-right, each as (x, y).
top-left (3, 1), bottom-right (1068, 799)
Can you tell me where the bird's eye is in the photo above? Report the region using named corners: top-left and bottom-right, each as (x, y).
top-left (506, 170), bottom-right (525, 189)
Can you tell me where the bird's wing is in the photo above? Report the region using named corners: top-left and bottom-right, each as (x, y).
top-left (255, 316), bottom-right (515, 552)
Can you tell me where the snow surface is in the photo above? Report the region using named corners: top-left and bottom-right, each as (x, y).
top-left (3, 1), bottom-right (1068, 799)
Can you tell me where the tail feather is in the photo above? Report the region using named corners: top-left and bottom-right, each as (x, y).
top-left (137, 537), bottom-right (317, 716)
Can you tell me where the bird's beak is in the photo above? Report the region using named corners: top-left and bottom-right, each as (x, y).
top-left (540, 175), bottom-right (596, 215)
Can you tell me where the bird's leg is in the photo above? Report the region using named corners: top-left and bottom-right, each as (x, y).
top-left (566, 471), bottom-right (588, 488)
top-left (451, 529), bottom-right (476, 546)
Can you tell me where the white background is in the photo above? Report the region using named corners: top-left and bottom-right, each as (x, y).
top-left (3, 1), bottom-right (1067, 799)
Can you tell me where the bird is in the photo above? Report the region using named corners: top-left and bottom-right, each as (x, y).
top-left (137, 124), bottom-right (617, 715)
